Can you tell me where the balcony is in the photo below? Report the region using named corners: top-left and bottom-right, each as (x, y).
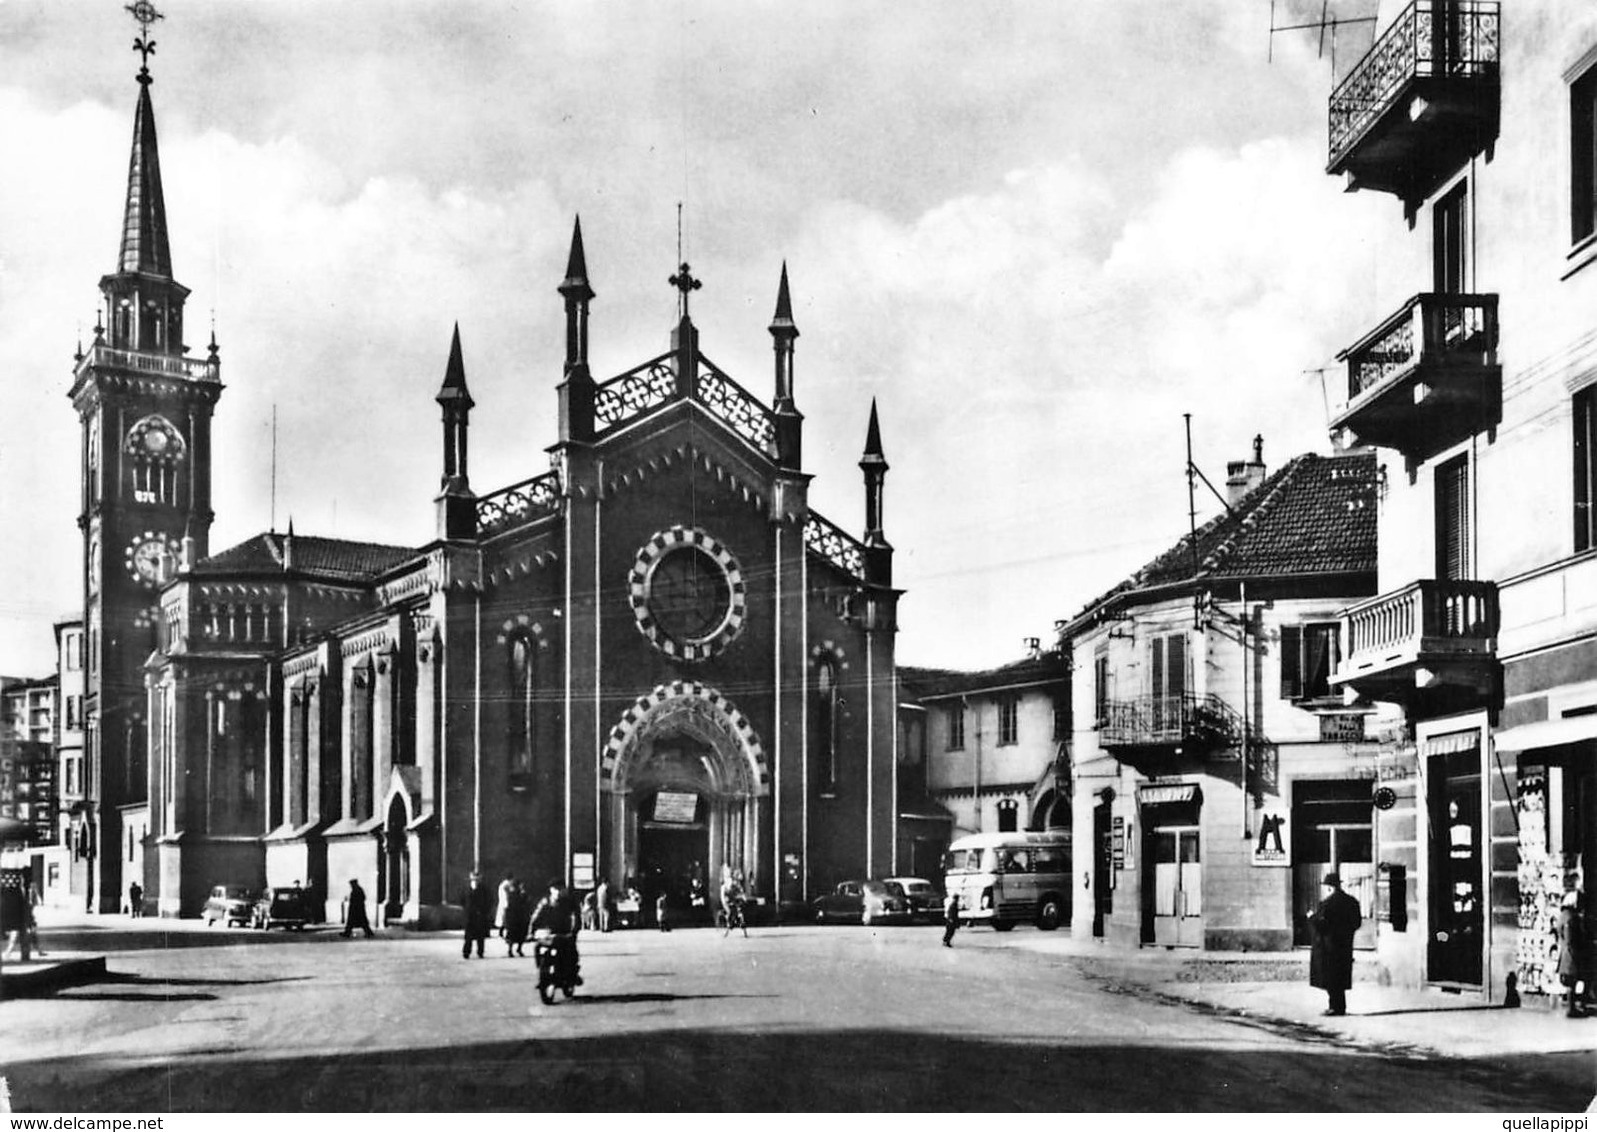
top-left (1327, 0), bottom-right (1499, 204)
top-left (1330, 292), bottom-right (1500, 459)
top-left (1097, 693), bottom-right (1240, 754)
top-left (1331, 579), bottom-right (1497, 703)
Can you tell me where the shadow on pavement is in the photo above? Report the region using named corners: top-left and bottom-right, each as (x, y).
top-left (3, 1027), bottom-right (1591, 1113)
top-left (51, 991), bottom-right (218, 1003)
top-left (568, 992), bottom-right (774, 1005)
top-left (95, 971), bottom-right (317, 989)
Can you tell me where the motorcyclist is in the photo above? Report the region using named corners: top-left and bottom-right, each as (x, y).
top-left (719, 868), bottom-right (748, 936)
top-left (529, 878), bottom-right (583, 986)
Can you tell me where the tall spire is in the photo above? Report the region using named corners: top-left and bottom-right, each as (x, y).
top-left (100, 1), bottom-right (189, 356)
top-left (121, 2), bottom-right (172, 279)
top-left (860, 398), bottom-right (891, 558)
top-left (436, 323), bottom-right (476, 540)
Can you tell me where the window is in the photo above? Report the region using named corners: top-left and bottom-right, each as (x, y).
top-left (65, 634), bottom-right (81, 671)
top-left (998, 697), bottom-right (1019, 746)
top-left (1280, 623), bottom-right (1342, 701)
top-left (508, 635), bottom-right (536, 786)
top-left (1434, 182), bottom-right (1468, 294)
top-left (1093, 651), bottom-right (1110, 728)
top-left (65, 695), bottom-right (80, 730)
top-left (996, 799), bottom-right (1019, 833)
top-left (1149, 632), bottom-right (1188, 733)
top-left (1573, 66), bottom-right (1597, 246)
top-left (1435, 454), bottom-right (1471, 580)
top-left (945, 703), bottom-right (965, 751)
top-left (814, 660), bottom-right (840, 792)
top-left (1577, 385), bottom-right (1597, 552)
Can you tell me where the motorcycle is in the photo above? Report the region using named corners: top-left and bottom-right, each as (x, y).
top-left (533, 929), bottom-right (579, 1004)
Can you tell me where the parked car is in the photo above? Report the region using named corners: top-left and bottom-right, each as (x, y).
top-left (885, 876), bottom-right (941, 922)
top-left (811, 879), bottom-right (912, 925)
top-left (252, 886), bottom-right (311, 931)
top-left (202, 885), bottom-right (255, 928)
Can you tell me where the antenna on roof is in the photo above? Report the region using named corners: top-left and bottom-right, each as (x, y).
top-left (1267, 0), bottom-right (1376, 68)
top-left (269, 404), bottom-right (278, 534)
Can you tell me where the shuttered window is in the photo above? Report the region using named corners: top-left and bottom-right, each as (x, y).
top-left (1280, 622), bottom-right (1341, 701)
top-left (1576, 385), bottom-right (1597, 553)
top-left (1435, 455), bottom-right (1471, 581)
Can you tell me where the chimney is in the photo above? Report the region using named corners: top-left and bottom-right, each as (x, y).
top-left (1024, 637), bottom-right (1041, 659)
top-left (1226, 435), bottom-right (1266, 506)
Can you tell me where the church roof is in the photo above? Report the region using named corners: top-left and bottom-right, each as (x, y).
top-left (119, 79), bottom-right (173, 279)
top-left (900, 652), bottom-right (1066, 702)
top-left (1066, 449), bottom-right (1378, 631)
top-left (194, 532), bottom-right (418, 582)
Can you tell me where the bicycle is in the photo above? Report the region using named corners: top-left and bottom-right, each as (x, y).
top-left (721, 896), bottom-right (748, 938)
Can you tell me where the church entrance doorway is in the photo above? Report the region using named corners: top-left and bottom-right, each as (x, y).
top-left (382, 794), bottom-right (409, 922)
top-left (602, 683), bottom-right (769, 914)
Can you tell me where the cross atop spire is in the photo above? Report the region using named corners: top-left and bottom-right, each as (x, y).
top-left (669, 262), bottom-right (701, 321)
top-left (127, 1), bottom-right (164, 83)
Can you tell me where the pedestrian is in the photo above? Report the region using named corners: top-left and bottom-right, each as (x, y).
top-left (596, 878), bottom-right (612, 933)
top-left (1309, 871), bottom-right (1362, 1016)
top-left (128, 881), bottom-right (143, 919)
top-left (581, 888), bottom-right (598, 932)
top-left (1556, 887), bottom-right (1586, 1018)
top-left (495, 873), bottom-right (515, 938)
top-left (504, 879), bottom-right (531, 958)
top-left (341, 878), bottom-right (374, 938)
top-left (656, 890), bottom-right (671, 932)
top-left (461, 870), bottom-right (492, 959)
top-left (942, 891), bottom-right (961, 948)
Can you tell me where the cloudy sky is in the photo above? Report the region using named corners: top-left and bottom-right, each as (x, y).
top-left (0, 0), bottom-right (1391, 677)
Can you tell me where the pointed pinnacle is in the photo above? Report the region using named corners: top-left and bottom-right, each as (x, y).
top-left (560, 215), bottom-right (595, 301)
top-left (769, 260), bottom-right (798, 338)
top-left (863, 398), bottom-right (884, 459)
top-left (437, 322), bottom-right (474, 407)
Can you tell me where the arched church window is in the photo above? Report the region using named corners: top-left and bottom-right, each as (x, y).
top-left (124, 416), bottom-right (186, 505)
top-left (508, 634), bottom-right (536, 788)
top-left (814, 659), bottom-right (839, 795)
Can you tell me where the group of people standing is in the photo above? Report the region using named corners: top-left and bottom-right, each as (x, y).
top-left (460, 871), bottom-right (586, 965)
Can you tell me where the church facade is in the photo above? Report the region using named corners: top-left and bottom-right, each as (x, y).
top-left (73, 38), bottom-right (901, 924)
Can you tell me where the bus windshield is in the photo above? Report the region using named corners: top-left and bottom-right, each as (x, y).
top-left (943, 848), bottom-right (996, 874)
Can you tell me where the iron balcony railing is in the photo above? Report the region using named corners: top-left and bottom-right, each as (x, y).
top-left (76, 342), bottom-right (219, 383)
top-left (592, 351), bottom-right (778, 459)
top-left (1096, 693), bottom-right (1241, 751)
top-left (1340, 579), bottom-right (1497, 670)
top-left (1341, 292), bottom-right (1497, 401)
top-left (1328, 0), bottom-right (1499, 169)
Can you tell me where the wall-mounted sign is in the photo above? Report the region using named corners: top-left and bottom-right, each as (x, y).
top-left (1320, 714), bottom-right (1367, 743)
top-left (571, 851), bottom-right (595, 890)
top-left (1251, 804), bottom-right (1290, 868)
top-left (652, 791), bottom-right (699, 824)
top-left (1112, 816), bottom-right (1125, 870)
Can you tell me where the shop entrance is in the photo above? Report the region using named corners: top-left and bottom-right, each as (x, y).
top-left (1428, 740), bottom-right (1483, 986)
top-left (1092, 797), bottom-right (1113, 937)
top-left (1292, 779), bottom-right (1376, 950)
top-left (1149, 826), bottom-right (1202, 947)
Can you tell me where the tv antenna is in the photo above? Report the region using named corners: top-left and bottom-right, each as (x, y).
top-left (1267, 0), bottom-right (1377, 67)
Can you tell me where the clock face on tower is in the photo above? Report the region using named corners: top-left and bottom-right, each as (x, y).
top-left (628, 526), bottom-right (747, 661)
top-left (125, 531), bottom-right (179, 588)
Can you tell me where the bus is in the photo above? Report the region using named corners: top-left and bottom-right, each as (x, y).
top-left (943, 830), bottom-right (1072, 931)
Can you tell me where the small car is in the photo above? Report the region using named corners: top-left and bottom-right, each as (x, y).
top-left (885, 876), bottom-right (942, 922)
top-left (251, 886), bottom-right (311, 931)
top-left (811, 879), bottom-right (912, 925)
top-left (202, 885), bottom-right (255, 928)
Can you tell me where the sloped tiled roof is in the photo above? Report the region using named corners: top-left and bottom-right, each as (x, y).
top-left (900, 652), bottom-right (1066, 701)
top-left (1072, 450), bottom-right (1377, 624)
top-left (193, 532), bottom-right (418, 583)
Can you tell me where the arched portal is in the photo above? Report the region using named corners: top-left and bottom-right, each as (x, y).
top-left (601, 682), bottom-right (769, 909)
top-left (383, 793), bottom-right (410, 921)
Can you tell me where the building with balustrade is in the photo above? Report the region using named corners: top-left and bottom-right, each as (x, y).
top-left (1057, 442), bottom-right (1386, 952)
top-left (1319, 0), bottom-right (1597, 1003)
top-left (74, 30), bottom-right (900, 923)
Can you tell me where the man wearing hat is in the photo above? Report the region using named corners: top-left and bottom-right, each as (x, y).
top-left (1310, 871), bottom-right (1363, 1016)
top-left (461, 870), bottom-right (493, 959)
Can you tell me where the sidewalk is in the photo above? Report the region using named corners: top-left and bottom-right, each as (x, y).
top-left (1013, 931), bottom-right (1597, 1061)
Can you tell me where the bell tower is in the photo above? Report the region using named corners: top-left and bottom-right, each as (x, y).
top-left (66, 3), bottom-right (223, 912)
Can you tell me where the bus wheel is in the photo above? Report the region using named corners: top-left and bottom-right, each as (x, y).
top-left (1037, 897), bottom-right (1063, 932)
top-left (992, 919), bottom-right (1015, 932)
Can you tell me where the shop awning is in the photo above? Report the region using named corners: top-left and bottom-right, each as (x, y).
top-left (1138, 782), bottom-right (1200, 806)
top-left (1494, 714), bottom-right (1597, 753)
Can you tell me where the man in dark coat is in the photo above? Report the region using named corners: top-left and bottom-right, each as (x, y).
top-left (462, 871), bottom-right (492, 959)
top-left (1310, 872), bottom-right (1362, 1016)
top-left (1556, 888), bottom-right (1586, 1018)
top-left (341, 879), bottom-right (374, 938)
